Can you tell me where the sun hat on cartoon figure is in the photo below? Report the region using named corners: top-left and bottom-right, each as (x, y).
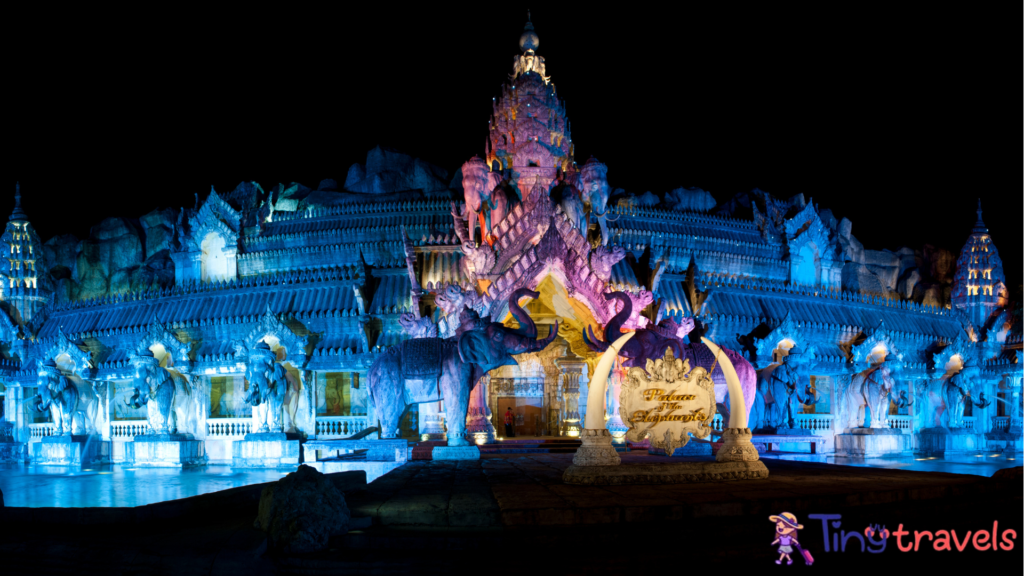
top-left (770, 512), bottom-right (803, 530)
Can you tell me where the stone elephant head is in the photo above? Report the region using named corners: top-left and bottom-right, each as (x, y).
top-left (456, 288), bottom-right (559, 372)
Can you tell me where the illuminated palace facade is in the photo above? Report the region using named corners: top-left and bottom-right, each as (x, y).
top-left (1, 19), bottom-right (1020, 464)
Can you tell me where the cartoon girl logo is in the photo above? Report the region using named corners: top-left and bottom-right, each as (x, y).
top-left (770, 512), bottom-right (813, 565)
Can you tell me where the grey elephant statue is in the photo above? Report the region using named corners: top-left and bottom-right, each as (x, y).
top-left (125, 350), bottom-right (196, 436)
top-left (841, 359), bottom-right (899, 430)
top-left (33, 359), bottom-right (79, 436)
top-left (756, 346), bottom-right (819, 431)
top-left (242, 342), bottom-right (290, 433)
top-left (368, 288), bottom-right (558, 445)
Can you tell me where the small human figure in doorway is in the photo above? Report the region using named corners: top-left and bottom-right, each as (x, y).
top-left (770, 512), bottom-right (812, 565)
top-left (504, 407), bottom-right (515, 438)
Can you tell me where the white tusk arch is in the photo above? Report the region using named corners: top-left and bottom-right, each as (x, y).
top-left (585, 332), bottom-right (635, 430)
top-left (701, 337), bottom-right (748, 429)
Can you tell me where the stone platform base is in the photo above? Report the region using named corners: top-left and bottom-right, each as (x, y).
top-left (231, 432), bottom-right (300, 468)
top-left (648, 439), bottom-right (712, 457)
top-left (918, 428), bottom-right (985, 455)
top-left (31, 435), bottom-right (107, 466)
top-left (562, 459), bottom-right (769, 485)
top-left (432, 446), bottom-right (481, 460)
top-left (304, 439), bottom-right (409, 463)
top-left (985, 431), bottom-right (1024, 451)
top-left (0, 441), bottom-right (28, 463)
top-left (836, 428), bottom-right (912, 457)
top-left (127, 434), bottom-right (206, 467)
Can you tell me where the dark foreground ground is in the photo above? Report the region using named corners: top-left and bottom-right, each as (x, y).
top-left (1, 453), bottom-right (1021, 575)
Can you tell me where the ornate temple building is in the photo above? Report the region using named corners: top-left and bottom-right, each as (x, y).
top-left (1, 17), bottom-right (1020, 465)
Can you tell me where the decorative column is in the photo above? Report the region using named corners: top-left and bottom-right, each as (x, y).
top-left (556, 359), bottom-right (584, 437)
top-left (465, 375), bottom-right (495, 443)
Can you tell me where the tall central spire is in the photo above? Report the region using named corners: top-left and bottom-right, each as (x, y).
top-left (972, 198), bottom-right (987, 233)
top-left (9, 182), bottom-right (28, 222)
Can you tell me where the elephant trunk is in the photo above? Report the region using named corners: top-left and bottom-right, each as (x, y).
top-left (525, 321), bottom-right (560, 353)
top-left (508, 288), bottom-right (538, 338)
top-left (583, 291), bottom-right (632, 353)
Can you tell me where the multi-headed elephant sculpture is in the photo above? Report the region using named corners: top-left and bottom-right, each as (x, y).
top-left (125, 350), bottom-right (197, 436)
top-left (368, 288), bottom-right (558, 446)
top-left (33, 359), bottom-right (79, 436)
top-left (583, 291), bottom-right (757, 422)
top-left (755, 346), bottom-right (819, 431)
top-left (242, 341), bottom-right (290, 433)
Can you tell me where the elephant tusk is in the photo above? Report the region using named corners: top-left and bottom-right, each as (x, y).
top-left (585, 332), bottom-right (635, 430)
top-left (701, 337), bottom-right (748, 429)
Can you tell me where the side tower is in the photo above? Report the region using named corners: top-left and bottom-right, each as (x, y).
top-left (0, 183), bottom-right (50, 324)
top-left (486, 14), bottom-right (574, 197)
top-left (950, 199), bottom-right (1007, 331)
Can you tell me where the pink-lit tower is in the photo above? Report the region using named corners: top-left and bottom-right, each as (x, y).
top-left (486, 14), bottom-right (574, 200)
top-left (950, 199), bottom-right (1008, 332)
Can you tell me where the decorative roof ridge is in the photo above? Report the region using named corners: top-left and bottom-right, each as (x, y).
top-left (267, 199), bottom-right (458, 223)
top-left (239, 240), bottom-right (404, 259)
top-left (246, 223), bottom-right (456, 247)
top-left (695, 271), bottom-right (952, 317)
top-left (49, 266), bottom-right (363, 312)
top-left (608, 204), bottom-right (759, 230)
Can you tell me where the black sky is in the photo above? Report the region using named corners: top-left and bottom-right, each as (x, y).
top-left (7, 5), bottom-right (1021, 288)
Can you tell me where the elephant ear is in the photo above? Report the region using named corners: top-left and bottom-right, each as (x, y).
top-left (458, 329), bottom-right (491, 367)
top-left (488, 171), bottom-right (503, 192)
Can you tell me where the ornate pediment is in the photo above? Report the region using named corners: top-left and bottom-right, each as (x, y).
top-left (930, 336), bottom-right (974, 374)
top-left (179, 188), bottom-right (241, 252)
top-left (244, 304), bottom-right (310, 365)
top-left (43, 327), bottom-right (92, 375)
top-left (850, 319), bottom-right (903, 365)
top-left (135, 315), bottom-right (191, 368)
top-left (785, 203), bottom-right (835, 263)
top-left (754, 312), bottom-right (807, 361)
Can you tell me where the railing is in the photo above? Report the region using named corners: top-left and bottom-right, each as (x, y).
top-left (315, 416), bottom-right (370, 439)
top-left (711, 413), bottom-right (724, 432)
top-left (207, 418), bottom-right (253, 439)
top-left (28, 423), bottom-right (56, 439)
top-left (111, 420), bottom-right (149, 439)
top-left (794, 413), bottom-right (834, 434)
top-left (993, 417), bottom-right (1009, 431)
top-left (888, 415), bottom-right (912, 432)
top-left (961, 416), bottom-right (975, 431)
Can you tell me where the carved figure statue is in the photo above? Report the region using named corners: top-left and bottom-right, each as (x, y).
top-left (399, 313), bottom-right (438, 339)
top-left (513, 51), bottom-right (548, 81)
top-left (368, 288), bottom-right (558, 445)
top-left (584, 292), bottom-right (757, 421)
top-left (841, 359), bottom-right (898, 430)
top-left (435, 283), bottom-right (482, 319)
top-left (578, 158), bottom-right (612, 246)
top-left (589, 245), bottom-right (627, 283)
top-left (551, 177), bottom-right (587, 233)
top-left (451, 202), bottom-right (496, 277)
top-left (757, 347), bottom-right (818, 430)
top-left (942, 365), bottom-right (978, 429)
top-left (242, 342), bottom-right (289, 433)
top-left (460, 157), bottom-right (505, 245)
top-left (33, 360), bottom-right (79, 436)
top-left (894, 389), bottom-right (914, 413)
top-left (125, 351), bottom-right (196, 435)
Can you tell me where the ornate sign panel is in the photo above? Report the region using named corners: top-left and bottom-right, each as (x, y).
top-left (620, 348), bottom-right (717, 454)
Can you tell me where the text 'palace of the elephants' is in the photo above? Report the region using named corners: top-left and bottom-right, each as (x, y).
top-left (0, 17), bottom-right (1020, 469)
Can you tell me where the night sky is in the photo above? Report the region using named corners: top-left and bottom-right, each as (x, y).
top-left (7, 5), bottom-right (1021, 289)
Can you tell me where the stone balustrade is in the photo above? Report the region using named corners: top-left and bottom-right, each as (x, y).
top-left (315, 416), bottom-right (370, 439)
top-left (711, 413), bottom-right (724, 432)
top-left (794, 413), bottom-right (834, 434)
top-left (111, 420), bottom-right (148, 439)
top-left (961, 416), bottom-right (975, 431)
top-left (887, 415), bottom-right (912, 432)
top-left (28, 423), bottom-right (56, 439)
top-left (207, 418), bottom-right (253, 439)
